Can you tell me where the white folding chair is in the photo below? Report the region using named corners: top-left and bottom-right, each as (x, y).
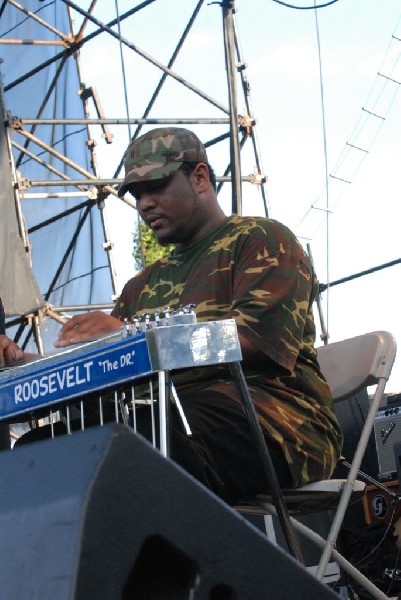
top-left (234, 331), bottom-right (397, 600)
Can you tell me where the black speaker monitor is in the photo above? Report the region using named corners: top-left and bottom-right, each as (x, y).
top-left (0, 424), bottom-right (337, 599)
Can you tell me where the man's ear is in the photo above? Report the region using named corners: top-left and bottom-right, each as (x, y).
top-left (192, 162), bottom-right (210, 193)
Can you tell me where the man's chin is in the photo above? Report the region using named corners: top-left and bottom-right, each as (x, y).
top-left (154, 231), bottom-right (173, 246)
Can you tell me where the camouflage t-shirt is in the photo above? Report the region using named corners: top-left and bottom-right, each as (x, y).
top-left (112, 215), bottom-right (343, 487)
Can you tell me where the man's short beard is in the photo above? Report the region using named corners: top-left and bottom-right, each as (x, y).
top-left (157, 224), bottom-right (187, 245)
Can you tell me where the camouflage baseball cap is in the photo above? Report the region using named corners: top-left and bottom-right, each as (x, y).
top-left (118, 127), bottom-right (208, 197)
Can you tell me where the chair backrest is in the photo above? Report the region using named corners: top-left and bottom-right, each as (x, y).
top-left (315, 331), bottom-right (397, 582)
top-left (317, 331), bottom-right (397, 403)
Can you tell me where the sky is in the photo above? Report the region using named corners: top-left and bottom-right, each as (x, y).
top-left (75, 0), bottom-right (401, 392)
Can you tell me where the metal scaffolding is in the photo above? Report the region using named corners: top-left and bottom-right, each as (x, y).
top-left (0, 0), bottom-right (268, 355)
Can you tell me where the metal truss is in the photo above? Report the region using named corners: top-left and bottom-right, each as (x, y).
top-left (0, 0), bottom-right (268, 354)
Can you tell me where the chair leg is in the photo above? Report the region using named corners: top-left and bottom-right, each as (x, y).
top-left (263, 501), bottom-right (392, 600)
top-left (337, 586), bottom-right (352, 599)
top-left (316, 379), bottom-right (389, 579)
top-left (332, 533), bottom-right (355, 600)
top-left (263, 514), bottom-right (278, 545)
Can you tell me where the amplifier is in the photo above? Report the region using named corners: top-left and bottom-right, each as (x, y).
top-left (362, 480), bottom-right (401, 525)
top-left (374, 405), bottom-right (401, 480)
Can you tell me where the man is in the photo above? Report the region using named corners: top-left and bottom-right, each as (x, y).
top-left (53, 126), bottom-right (343, 502)
top-left (0, 128), bottom-right (342, 503)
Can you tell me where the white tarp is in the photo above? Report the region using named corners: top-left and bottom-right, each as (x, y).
top-left (0, 86), bottom-right (43, 316)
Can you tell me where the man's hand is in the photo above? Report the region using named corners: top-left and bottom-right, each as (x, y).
top-left (0, 335), bottom-right (25, 367)
top-left (54, 311), bottom-right (122, 348)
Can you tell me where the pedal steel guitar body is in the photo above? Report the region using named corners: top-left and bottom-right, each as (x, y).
top-left (0, 317), bottom-right (242, 425)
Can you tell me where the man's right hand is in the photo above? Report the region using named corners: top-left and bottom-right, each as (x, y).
top-left (54, 311), bottom-right (122, 348)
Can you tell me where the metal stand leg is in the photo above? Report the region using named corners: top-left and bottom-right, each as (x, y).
top-left (170, 381), bottom-right (192, 437)
top-left (158, 371), bottom-right (169, 457)
top-left (229, 361), bottom-right (305, 564)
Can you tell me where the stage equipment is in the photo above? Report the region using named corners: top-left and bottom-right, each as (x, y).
top-left (0, 313), bottom-right (241, 457)
top-left (362, 480), bottom-right (401, 525)
top-left (0, 311), bottom-right (305, 562)
top-left (374, 403), bottom-right (401, 480)
top-left (0, 423), bottom-right (338, 600)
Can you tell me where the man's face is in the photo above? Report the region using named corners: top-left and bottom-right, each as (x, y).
top-left (129, 168), bottom-right (205, 248)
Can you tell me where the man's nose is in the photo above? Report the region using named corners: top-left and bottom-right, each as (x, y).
top-left (137, 191), bottom-right (157, 213)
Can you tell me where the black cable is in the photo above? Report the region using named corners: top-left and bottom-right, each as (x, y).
top-left (0, 1), bottom-right (55, 36)
top-left (271, 0), bottom-right (340, 9)
top-left (385, 543), bottom-right (401, 597)
top-left (319, 257), bottom-right (401, 293)
top-left (50, 265), bottom-right (109, 294)
top-left (17, 127), bottom-right (86, 169)
top-left (352, 500), bottom-right (399, 570)
top-left (341, 457), bottom-right (401, 576)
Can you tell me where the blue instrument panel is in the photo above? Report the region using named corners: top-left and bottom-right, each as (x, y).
top-left (0, 319), bottom-right (242, 422)
top-left (0, 332), bottom-right (152, 421)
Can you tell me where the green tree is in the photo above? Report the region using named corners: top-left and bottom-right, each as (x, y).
top-left (133, 221), bottom-right (174, 270)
